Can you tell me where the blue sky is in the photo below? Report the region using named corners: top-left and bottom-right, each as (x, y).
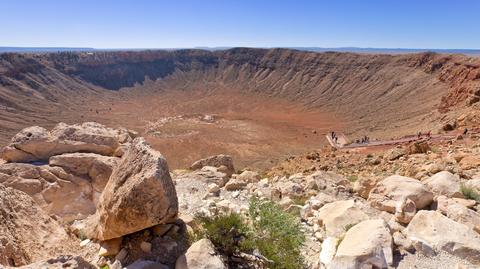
top-left (1, 0), bottom-right (479, 49)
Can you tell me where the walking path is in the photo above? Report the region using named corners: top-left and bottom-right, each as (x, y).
top-left (326, 131), bottom-right (464, 149)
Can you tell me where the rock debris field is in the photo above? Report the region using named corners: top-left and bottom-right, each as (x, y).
top-left (1, 121), bottom-right (480, 269)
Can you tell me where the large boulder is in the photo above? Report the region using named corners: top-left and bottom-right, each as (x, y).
top-left (329, 219), bottom-right (392, 269)
top-left (49, 153), bottom-right (119, 192)
top-left (0, 122), bottom-right (132, 163)
top-left (368, 175), bottom-right (433, 213)
top-left (193, 166), bottom-right (229, 187)
top-left (316, 200), bottom-right (368, 237)
top-left (436, 195), bottom-right (476, 210)
top-left (0, 163), bottom-right (96, 221)
top-left (385, 147), bottom-right (405, 161)
top-left (305, 171), bottom-right (351, 193)
top-left (0, 184), bottom-right (78, 267)
top-left (224, 177), bottom-right (247, 191)
top-left (175, 239), bottom-right (226, 269)
top-left (41, 166), bottom-right (97, 220)
top-left (86, 138), bottom-right (178, 240)
top-left (0, 163), bottom-right (44, 195)
top-left (464, 178), bottom-right (480, 193)
top-left (460, 155), bottom-right (480, 170)
top-left (0, 126), bottom-right (50, 163)
top-left (407, 141), bottom-right (431, 154)
top-left (437, 199), bottom-right (480, 233)
top-left (278, 181), bottom-right (305, 198)
top-left (0, 123), bottom-right (139, 221)
top-left (301, 193), bottom-right (337, 219)
top-left (423, 171), bottom-right (463, 198)
top-left (190, 154), bottom-right (235, 176)
top-left (236, 170), bottom-right (261, 183)
top-left (403, 210), bottom-right (480, 264)
top-left (353, 177), bottom-right (378, 199)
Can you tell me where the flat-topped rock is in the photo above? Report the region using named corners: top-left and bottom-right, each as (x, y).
top-left (368, 175), bottom-right (433, 213)
top-left (0, 122), bottom-right (133, 163)
top-left (437, 200), bottom-right (480, 233)
top-left (330, 219), bottom-right (393, 269)
top-left (404, 210), bottom-right (480, 264)
top-left (423, 171), bottom-right (463, 198)
top-left (316, 200), bottom-right (368, 237)
top-left (190, 154), bottom-right (235, 176)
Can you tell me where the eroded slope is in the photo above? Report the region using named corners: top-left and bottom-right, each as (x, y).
top-left (1, 48), bottom-right (479, 168)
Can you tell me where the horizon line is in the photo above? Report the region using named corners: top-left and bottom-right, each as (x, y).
top-left (1, 46), bottom-right (480, 51)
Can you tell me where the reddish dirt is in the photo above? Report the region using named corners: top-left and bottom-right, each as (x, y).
top-left (1, 48), bottom-right (479, 169)
top-left (326, 128), bottom-right (480, 159)
top-left (328, 133), bottom-right (457, 149)
top-left (83, 90), bottom-right (340, 169)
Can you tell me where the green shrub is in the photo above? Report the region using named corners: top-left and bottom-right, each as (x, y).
top-left (192, 197), bottom-right (305, 269)
top-left (78, 230), bottom-right (87, 241)
top-left (291, 195), bottom-right (310, 206)
top-left (249, 197), bottom-right (306, 269)
top-left (344, 222), bottom-right (357, 232)
top-left (392, 164), bottom-right (400, 174)
top-left (193, 212), bottom-right (253, 256)
top-left (461, 184), bottom-right (480, 202)
top-left (347, 175), bottom-right (358, 182)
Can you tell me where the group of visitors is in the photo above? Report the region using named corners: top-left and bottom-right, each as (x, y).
top-left (331, 131), bottom-right (372, 145)
top-left (354, 135), bottom-right (370, 144)
top-left (329, 127), bottom-right (473, 149)
top-left (330, 131), bottom-right (339, 144)
top-left (417, 131), bottom-right (432, 139)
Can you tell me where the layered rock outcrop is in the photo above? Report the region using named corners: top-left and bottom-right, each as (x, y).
top-left (0, 122), bottom-right (132, 221)
top-left (0, 184), bottom-right (78, 266)
top-left (0, 162), bottom-right (97, 220)
top-left (0, 122), bottom-right (134, 163)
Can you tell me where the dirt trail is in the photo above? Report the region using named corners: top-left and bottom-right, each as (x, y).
top-left (327, 131), bottom-right (464, 149)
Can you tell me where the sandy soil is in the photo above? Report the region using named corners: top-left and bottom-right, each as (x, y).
top-left (80, 90), bottom-right (340, 169)
top-left (0, 87), bottom-right (340, 170)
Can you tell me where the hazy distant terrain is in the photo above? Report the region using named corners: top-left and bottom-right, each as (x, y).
top-left (0, 47), bottom-right (95, 53)
top-left (293, 47), bottom-right (480, 56)
top-left (2, 46), bottom-right (480, 56)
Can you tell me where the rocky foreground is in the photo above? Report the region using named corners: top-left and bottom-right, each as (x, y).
top-left (1, 122), bottom-right (480, 268)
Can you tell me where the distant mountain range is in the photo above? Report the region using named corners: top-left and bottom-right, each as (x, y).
top-left (0, 47), bottom-right (95, 53)
top-left (1, 46), bottom-right (479, 56)
top-left (195, 47), bottom-right (480, 56)
top-left (290, 47), bottom-right (480, 56)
